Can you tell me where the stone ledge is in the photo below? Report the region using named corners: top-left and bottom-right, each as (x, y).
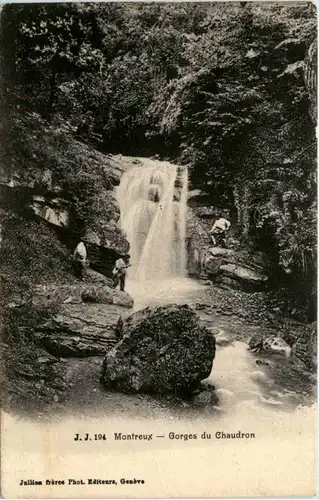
top-left (31, 283), bottom-right (133, 309)
top-left (34, 303), bottom-right (128, 357)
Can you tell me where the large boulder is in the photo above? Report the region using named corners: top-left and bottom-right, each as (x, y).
top-left (101, 304), bottom-right (215, 395)
top-left (33, 304), bottom-right (126, 357)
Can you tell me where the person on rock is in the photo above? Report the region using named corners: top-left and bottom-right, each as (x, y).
top-left (112, 254), bottom-right (131, 292)
top-left (210, 213), bottom-right (231, 247)
top-left (73, 240), bottom-right (87, 280)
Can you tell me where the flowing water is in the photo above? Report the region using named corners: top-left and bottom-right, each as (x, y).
top-left (117, 159), bottom-right (188, 281)
top-left (114, 161), bottom-right (316, 421)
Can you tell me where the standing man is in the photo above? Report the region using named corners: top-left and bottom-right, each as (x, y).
top-left (209, 213), bottom-right (231, 247)
top-left (73, 239), bottom-right (87, 280)
top-left (112, 254), bottom-right (130, 292)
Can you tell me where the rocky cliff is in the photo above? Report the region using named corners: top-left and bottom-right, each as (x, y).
top-left (0, 113), bottom-right (138, 414)
top-left (0, 113), bottom-right (140, 288)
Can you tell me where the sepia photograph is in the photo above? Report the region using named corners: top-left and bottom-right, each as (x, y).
top-left (0, 1), bottom-right (317, 497)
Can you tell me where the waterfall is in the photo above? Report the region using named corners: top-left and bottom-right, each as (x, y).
top-left (117, 159), bottom-right (188, 281)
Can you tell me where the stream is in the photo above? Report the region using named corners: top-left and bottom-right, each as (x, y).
top-left (128, 278), bottom-right (316, 414)
top-left (62, 277), bottom-right (315, 424)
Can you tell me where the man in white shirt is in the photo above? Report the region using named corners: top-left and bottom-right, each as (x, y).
top-left (73, 240), bottom-right (87, 280)
top-left (210, 214), bottom-right (231, 247)
top-left (112, 254), bottom-right (130, 291)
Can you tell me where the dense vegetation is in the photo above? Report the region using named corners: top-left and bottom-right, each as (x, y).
top-left (0, 2), bottom-right (317, 319)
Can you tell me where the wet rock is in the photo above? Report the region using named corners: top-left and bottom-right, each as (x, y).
top-left (255, 359), bottom-right (271, 367)
top-left (187, 189), bottom-right (204, 202)
top-left (251, 370), bottom-right (268, 382)
top-left (84, 215), bottom-right (129, 257)
top-left (37, 355), bottom-right (58, 365)
top-left (215, 331), bottom-right (230, 346)
top-left (263, 336), bottom-right (291, 357)
top-left (34, 304), bottom-right (124, 357)
top-left (207, 248), bottom-right (236, 259)
top-left (207, 247), bottom-right (269, 268)
top-left (101, 304), bottom-right (215, 395)
top-left (193, 388), bottom-right (218, 406)
top-left (205, 257), bottom-right (223, 277)
top-left (259, 396), bottom-right (285, 406)
top-left (249, 334), bottom-right (263, 352)
top-left (113, 290), bottom-right (134, 309)
top-left (215, 388), bottom-right (235, 400)
top-left (195, 302), bottom-right (208, 310)
top-left (200, 380), bottom-right (216, 390)
top-left (249, 334), bottom-right (291, 357)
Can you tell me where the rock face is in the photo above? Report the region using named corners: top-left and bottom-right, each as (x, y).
top-left (186, 202), bottom-right (233, 278)
top-left (2, 343), bottom-right (69, 415)
top-left (32, 283), bottom-right (133, 309)
top-left (25, 283), bottom-right (133, 357)
top-left (204, 247), bottom-right (269, 292)
top-left (34, 304), bottom-right (126, 357)
top-left (83, 190), bottom-right (129, 257)
top-left (29, 195), bottom-right (70, 228)
top-left (101, 304), bottom-right (215, 395)
top-left (186, 204), bottom-right (269, 292)
top-left (83, 268), bottom-right (113, 287)
top-left (186, 208), bottom-right (211, 277)
top-left (0, 117), bottom-right (136, 283)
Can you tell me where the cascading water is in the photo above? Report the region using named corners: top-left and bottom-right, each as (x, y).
top-left (117, 159), bottom-right (188, 282)
top-left (111, 161), bottom-right (316, 434)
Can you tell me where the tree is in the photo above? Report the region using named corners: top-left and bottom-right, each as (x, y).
top-left (1, 4), bottom-right (104, 116)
